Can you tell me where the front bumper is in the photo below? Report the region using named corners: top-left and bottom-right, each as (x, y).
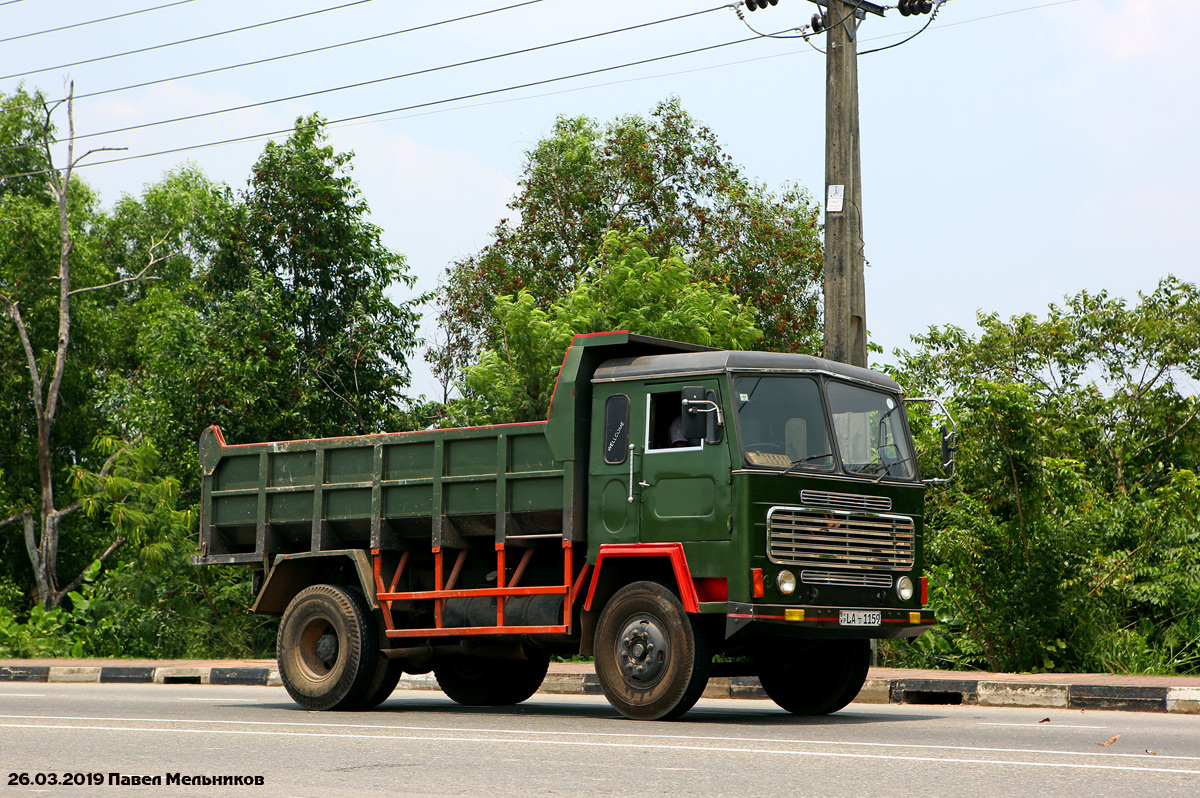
top-left (725, 601), bottom-right (935, 640)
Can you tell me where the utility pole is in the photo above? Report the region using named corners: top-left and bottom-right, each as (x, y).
top-left (820, 1), bottom-right (882, 368)
top-left (745, 1), bottom-right (935, 365)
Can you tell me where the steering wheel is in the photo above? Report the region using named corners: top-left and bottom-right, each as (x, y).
top-left (746, 442), bottom-right (784, 454)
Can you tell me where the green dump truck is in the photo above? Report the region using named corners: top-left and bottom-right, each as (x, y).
top-left (194, 331), bottom-right (947, 720)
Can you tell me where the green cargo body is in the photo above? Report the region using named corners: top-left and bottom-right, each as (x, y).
top-left (198, 421), bottom-right (571, 565)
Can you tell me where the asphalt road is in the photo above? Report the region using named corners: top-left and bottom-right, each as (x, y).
top-left (2, 684), bottom-right (1199, 798)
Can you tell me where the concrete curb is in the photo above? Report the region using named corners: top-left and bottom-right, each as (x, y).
top-left (3, 665), bottom-right (1197, 714)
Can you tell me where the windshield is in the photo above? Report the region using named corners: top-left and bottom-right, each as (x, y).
top-left (826, 381), bottom-right (916, 479)
top-left (733, 375), bottom-right (916, 480)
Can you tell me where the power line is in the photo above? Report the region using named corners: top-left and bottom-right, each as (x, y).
top-left (360, 41), bottom-right (821, 127)
top-left (860, 0), bottom-right (945, 55)
top-left (2, 1), bottom-right (544, 112)
top-left (0, 0), bottom-right (1088, 181)
top-left (1, 34), bottom-right (762, 180)
top-left (1, 5), bottom-right (726, 154)
top-left (0, 0), bottom-right (379, 81)
top-left (934, 0), bottom-right (1083, 29)
top-left (0, 1), bottom-right (197, 45)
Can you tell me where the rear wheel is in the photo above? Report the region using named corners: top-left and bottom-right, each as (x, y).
top-left (757, 639), bottom-right (871, 715)
top-left (277, 584), bottom-right (377, 711)
top-left (434, 651), bottom-right (550, 706)
top-left (594, 581), bottom-right (711, 721)
top-left (347, 653), bottom-right (404, 711)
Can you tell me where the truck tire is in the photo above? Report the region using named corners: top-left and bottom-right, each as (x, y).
top-left (433, 652), bottom-right (550, 706)
top-left (347, 654), bottom-right (404, 711)
top-left (757, 638), bottom-right (871, 715)
top-left (277, 584), bottom-right (377, 711)
top-left (594, 581), bottom-right (711, 721)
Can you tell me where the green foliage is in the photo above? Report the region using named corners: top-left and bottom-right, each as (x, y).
top-left (882, 277), bottom-right (1200, 674)
top-left (1, 96), bottom-right (413, 655)
top-left (0, 556), bottom-right (274, 659)
top-left (210, 114), bottom-right (423, 436)
top-left (453, 229), bottom-right (762, 425)
top-left (0, 85), bottom-right (52, 203)
top-left (70, 436), bottom-right (191, 558)
top-left (434, 97), bottom-right (822, 389)
top-left (106, 118), bottom-right (426, 495)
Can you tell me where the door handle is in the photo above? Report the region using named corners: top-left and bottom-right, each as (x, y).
top-left (627, 444), bottom-right (637, 504)
top-left (627, 446), bottom-right (651, 503)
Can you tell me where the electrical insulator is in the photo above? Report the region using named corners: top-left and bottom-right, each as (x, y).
top-left (898, 0), bottom-right (935, 15)
top-left (811, 12), bottom-right (825, 33)
top-left (745, 0), bottom-right (779, 11)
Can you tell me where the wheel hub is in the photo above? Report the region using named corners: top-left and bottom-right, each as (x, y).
top-left (315, 633), bottom-right (339, 668)
top-left (617, 615), bottom-right (668, 685)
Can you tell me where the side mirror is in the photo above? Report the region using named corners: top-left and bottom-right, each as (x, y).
top-left (940, 424), bottom-right (957, 478)
top-left (681, 386), bottom-right (723, 445)
top-left (907, 396), bottom-right (957, 485)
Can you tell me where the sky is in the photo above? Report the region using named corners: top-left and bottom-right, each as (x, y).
top-left (2, 0), bottom-right (1197, 400)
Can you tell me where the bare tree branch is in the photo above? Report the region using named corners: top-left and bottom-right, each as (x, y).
top-left (69, 265), bottom-right (162, 296)
top-left (73, 146), bottom-right (127, 166)
top-left (55, 536), bottom-right (125, 600)
top-left (0, 510), bottom-right (32, 529)
top-left (0, 294), bottom-right (46, 417)
top-left (66, 232), bottom-right (174, 297)
top-left (7, 84), bottom-right (173, 607)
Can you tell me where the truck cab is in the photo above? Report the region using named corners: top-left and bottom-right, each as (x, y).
top-left (581, 345), bottom-right (933, 716)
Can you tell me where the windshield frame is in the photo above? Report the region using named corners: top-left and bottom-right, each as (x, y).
top-left (730, 370), bottom-right (920, 483)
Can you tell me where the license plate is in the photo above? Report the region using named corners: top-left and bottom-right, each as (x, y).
top-left (839, 610), bottom-right (881, 627)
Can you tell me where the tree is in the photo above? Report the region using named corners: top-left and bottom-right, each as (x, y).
top-left (210, 114), bottom-right (423, 438)
top-left (0, 87), bottom-right (172, 608)
top-left (887, 277), bottom-right (1200, 673)
top-left (433, 98), bottom-right (822, 390)
top-left (453, 229), bottom-right (762, 425)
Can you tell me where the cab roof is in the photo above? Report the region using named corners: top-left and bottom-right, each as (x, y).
top-left (591, 349), bottom-right (902, 392)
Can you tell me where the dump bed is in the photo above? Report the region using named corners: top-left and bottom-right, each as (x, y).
top-left (194, 332), bottom-right (715, 570)
top-left (195, 422), bottom-right (570, 567)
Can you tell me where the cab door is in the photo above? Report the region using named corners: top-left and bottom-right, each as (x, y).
top-left (588, 384), bottom-right (643, 549)
top-left (637, 381), bottom-right (732, 543)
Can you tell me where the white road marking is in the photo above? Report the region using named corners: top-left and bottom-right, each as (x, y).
top-left (982, 723), bottom-right (1109, 730)
top-left (0, 693), bottom-right (44, 697)
top-left (0, 713), bottom-right (1192, 762)
top-left (2, 721), bottom-right (1199, 776)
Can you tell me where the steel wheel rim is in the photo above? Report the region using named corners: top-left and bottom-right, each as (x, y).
top-left (296, 614), bottom-right (339, 681)
top-left (614, 612), bottom-right (670, 688)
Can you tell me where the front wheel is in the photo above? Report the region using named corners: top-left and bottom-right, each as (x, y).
top-left (277, 584), bottom-right (377, 711)
top-left (757, 639), bottom-right (871, 715)
top-left (594, 581), bottom-right (711, 721)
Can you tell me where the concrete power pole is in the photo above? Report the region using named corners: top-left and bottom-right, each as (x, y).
top-left (821, 0), bottom-right (880, 368)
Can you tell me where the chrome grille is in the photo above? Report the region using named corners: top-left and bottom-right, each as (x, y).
top-left (801, 570), bottom-right (893, 588)
top-left (767, 506), bottom-right (915, 570)
top-left (799, 490), bottom-right (891, 513)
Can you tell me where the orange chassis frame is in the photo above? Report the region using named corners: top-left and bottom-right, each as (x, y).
top-left (371, 541), bottom-right (592, 639)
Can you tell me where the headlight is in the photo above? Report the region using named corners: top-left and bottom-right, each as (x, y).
top-left (896, 576), bottom-right (914, 602)
top-left (776, 569), bottom-right (797, 596)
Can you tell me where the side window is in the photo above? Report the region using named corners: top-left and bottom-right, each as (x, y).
top-left (602, 394), bottom-right (630, 464)
top-left (646, 391), bottom-right (701, 451)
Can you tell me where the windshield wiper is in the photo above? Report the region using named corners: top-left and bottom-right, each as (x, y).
top-left (782, 452), bottom-right (833, 476)
top-left (869, 456), bottom-right (914, 483)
